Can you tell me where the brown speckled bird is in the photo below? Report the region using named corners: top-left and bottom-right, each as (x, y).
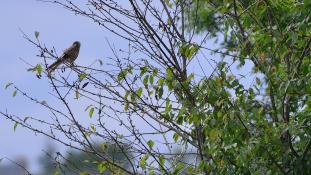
top-left (47, 41), bottom-right (81, 75)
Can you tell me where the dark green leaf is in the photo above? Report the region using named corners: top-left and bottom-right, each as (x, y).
top-left (159, 155), bottom-right (165, 167)
top-left (118, 70), bottom-right (127, 81)
top-left (12, 90), bottom-right (17, 97)
top-left (136, 87), bottom-right (143, 97)
top-left (13, 122), bottom-right (18, 132)
top-left (149, 75), bottom-right (154, 84)
top-left (152, 69), bottom-right (158, 76)
top-left (140, 66), bottom-right (148, 76)
top-left (143, 75), bottom-right (149, 86)
top-left (173, 133), bottom-right (179, 142)
top-left (89, 107), bottom-right (94, 118)
top-left (5, 82), bottom-right (13, 89)
top-left (158, 86), bottom-right (163, 99)
top-left (34, 31), bottom-right (40, 39)
top-left (147, 140), bottom-right (154, 148)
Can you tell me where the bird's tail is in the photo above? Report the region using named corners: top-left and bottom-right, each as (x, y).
top-left (47, 59), bottom-right (62, 75)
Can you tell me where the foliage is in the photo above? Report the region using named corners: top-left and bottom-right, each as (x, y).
top-left (187, 0), bottom-right (311, 174)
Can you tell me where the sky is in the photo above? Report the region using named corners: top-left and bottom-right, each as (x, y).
top-left (0, 1), bottom-right (122, 173)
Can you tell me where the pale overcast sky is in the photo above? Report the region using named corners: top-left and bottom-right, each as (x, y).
top-left (0, 1), bottom-right (124, 173)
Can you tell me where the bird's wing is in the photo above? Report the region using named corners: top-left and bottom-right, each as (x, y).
top-left (58, 45), bottom-right (74, 61)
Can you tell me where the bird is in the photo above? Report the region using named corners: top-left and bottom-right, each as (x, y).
top-left (47, 41), bottom-right (81, 75)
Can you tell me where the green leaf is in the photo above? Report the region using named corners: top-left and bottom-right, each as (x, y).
top-left (124, 91), bottom-right (130, 111)
top-left (5, 82), bottom-right (13, 89)
top-left (90, 124), bottom-right (96, 132)
top-left (173, 133), bottom-right (179, 142)
top-left (173, 163), bottom-right (185, 174)
top-left (147, 140), bottom-right (155, 148)
top-left (157, 78), bottom-right (164, 86)
top-left (232, 79), bottom-right (239, 87)
top-left (198, 162), bottom-right (207, 173)
top-left (91, 160), bottom-right (98, 164)
top-left (186, 44), bottom-right (199, 60)
top-left (13, 122), bottom-right (18, 132)
top-left (209, 129), bottom-right (220, 140)
top-left (79, 172), bottom-right (89, 175)
top-left (89, 107), bottom-right (94, 118)
top-left (139, 155), bottom-right (148, 169)
top-left (124, 90), bottom-right (130, 100)
top-left (27, 64), bottom-right (42, 76)
top-left (124, 102), bottom-right (129, 111)
top-left (100, 143), bottom-right (108, 150)
top-left (98, 162), bottom-right (106, 173)
top-left (149, 75), bottom-right (154, 84)
top-left (85, 131), bottom-right (92, 137)
top-left (37, 64), bottom-right (42, 76)
top-left (159, 155), bottom-right (165, 167)
top-left (136, 87), bottom-right (143, 97)
top-left (75, 90), bottom-right (80, 99)
top-left (140, 66), bottom-right (148, 76)
top-left (164, 0), bottom-right (173, 8)
top-left (152, 69), bottom-right (158, 76)
top-left (186, 73), bottom-right (194, 83)
top-left (34, 31), bottom-right (40, 39)
top-left (12, 90), bottom-right (17, 97)
top-left (118, 69), bottom-right (127, 81)
top-left (54, 170), bottom-right (61, 175)
top-left (167, 80), bottom-right (174, 91)
top-left (158, 86), bottom-right (163, 99)
top-left (143, 75), bottom-right (149, 86)
top-left (166, 68), bottom-right (174, 80)
top-left (79, 73), bottom-right (87, 81)
top-left (176, 115), bottom-right (183, 124)
top-left (149, 168), bottom-right (155, 175)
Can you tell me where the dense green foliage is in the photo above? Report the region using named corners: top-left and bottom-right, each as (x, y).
top-left (182, 0), bottom-right (311, 174)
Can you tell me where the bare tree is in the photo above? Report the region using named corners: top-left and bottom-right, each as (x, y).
top-left (2, 1), bottom-right (209, 174)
